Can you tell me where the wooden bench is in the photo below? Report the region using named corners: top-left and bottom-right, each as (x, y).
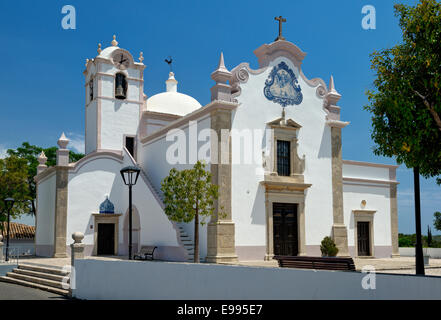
top-left (273, 255), bottom-right (356, 271)
top-left (134, 246), bottom-right (157, 261)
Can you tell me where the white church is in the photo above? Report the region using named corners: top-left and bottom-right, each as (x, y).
top-left (34, 27), bottom-right (400, 262)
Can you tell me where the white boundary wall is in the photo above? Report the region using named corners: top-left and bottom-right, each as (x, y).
top-left (73, 259), bottom-right (441, 300)
top-left (400, 247), bottom-right (441, 259)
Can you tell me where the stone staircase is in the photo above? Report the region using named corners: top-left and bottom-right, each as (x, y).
top-left (177, 223), bottom-right (195, 262)
top-left (138, 168), bottom-right (196, 262)
top-left (0, 264), bottom-right (70, 296)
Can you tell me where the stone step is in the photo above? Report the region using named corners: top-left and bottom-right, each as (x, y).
top-left (6, 272), bottom-right (67, 290)
top-left (12, 268), bottom-right (68, 283)
top-left (18, 264), bottom-right (69, 276)
top-left (0, 276), bottom-right (69, 296)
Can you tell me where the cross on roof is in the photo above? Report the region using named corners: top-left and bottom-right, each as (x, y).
top-left (274, 16), bottom-right (287, 41)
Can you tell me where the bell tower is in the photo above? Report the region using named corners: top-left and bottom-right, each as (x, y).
top-left (83, 35), bottom-right (146, 155)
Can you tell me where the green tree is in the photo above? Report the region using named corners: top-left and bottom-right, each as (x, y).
top-left (0, 155), bottom-right (31, 235)
top-left (161, 161), bottom-right (220, 263)
top-left (7, 142), bottom-right (84, 216)
top-left (364, 0), bottom-right (441, 275)
top-left (434, 211), bottom-right (441, 231)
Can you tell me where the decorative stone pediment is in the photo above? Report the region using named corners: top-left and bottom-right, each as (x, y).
top-left (267, 117), bottom-right (302, 130)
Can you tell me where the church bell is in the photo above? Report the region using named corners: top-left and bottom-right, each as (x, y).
top-left (115, 73), bottom-right (127, 99)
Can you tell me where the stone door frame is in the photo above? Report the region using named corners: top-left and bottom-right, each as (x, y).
top-left (264, 189), bottom-right (307, 260)
top-left (92, 213), bottom-right (122, 256)
top-left (352, 210), bottom-right (376, 258)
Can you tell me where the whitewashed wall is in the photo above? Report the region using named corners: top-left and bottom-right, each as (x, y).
top-left (400, 247), bottom-right (441, 259)
top-left (231, 56), bottom-right (334, 250)
top-left (139, 116), bottom-right (211, 259)
top-left (35, 173), bottom-right (56, 256)
top-left (343, 184), bottom-right (391, 246)
top-left (73, 259), bottom-right (441, 300)
top-left (343, 163), bottom-right (391, 181)
top-left (66, 152), bottom-right (182, 259)
top-left (342, 162), bottom-right (395, 257)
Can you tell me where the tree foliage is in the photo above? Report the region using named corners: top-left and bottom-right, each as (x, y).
top-left (4, 142), bottom-right (84, 216)
top-left (0, 156), bottom-right (31, 232)
top-left (364, 0), bottom-right (441, 180)
top-left (161, 161), bottom-right (220, 262)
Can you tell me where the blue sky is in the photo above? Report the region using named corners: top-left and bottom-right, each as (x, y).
top-left (0, 0), bottom-right (439, 234)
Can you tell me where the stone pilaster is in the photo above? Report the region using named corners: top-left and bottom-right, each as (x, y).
top-left (390, 168), bottom-right (400, 257)
top-left (326, 76), bottom-right (349, 257)
top-left (53, 132), bottom-right (70, 258)
top-left (54, 166), bottom-right (69, 258)
top-left (206, 106), bottom-right (238, 263)
top-left (330, 126), bottom-right (349, 257)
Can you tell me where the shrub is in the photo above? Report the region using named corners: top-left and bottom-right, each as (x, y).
top-left (320, 236), bottom-right (339, 257)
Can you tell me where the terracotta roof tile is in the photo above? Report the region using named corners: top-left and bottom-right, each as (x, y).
top-left (1, 222), bottom-right (35, 240)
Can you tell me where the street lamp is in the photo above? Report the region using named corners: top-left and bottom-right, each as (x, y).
top-left (4, 198), bottom-right (15, 262)
top-left (120, 166), bottom-right (140, 260)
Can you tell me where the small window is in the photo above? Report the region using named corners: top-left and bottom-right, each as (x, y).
top-left (115, 73), bottom-right (127, 100)
top-left (89, 79), bottom-right (94, 102)
top-left (277, 140), bottom-right (290, 176)
top-left (125, 136), bottom-right (135, 158)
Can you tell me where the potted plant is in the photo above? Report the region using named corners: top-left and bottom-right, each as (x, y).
top-left (320, 236), bottom-right (339, 257)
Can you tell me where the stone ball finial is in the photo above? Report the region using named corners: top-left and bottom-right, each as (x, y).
top-left (38, 151), bottom-right (48, 165)
top-left (72, 232), bottom-right (84, 244)
top-left (139, 51), bottom-right (144, 63)
top-left (111, 35), bottom-right (118, 47)
top-left (57, 132), bottom-right (70, 149)
top-left (97, 43), bottom-right (102, 54)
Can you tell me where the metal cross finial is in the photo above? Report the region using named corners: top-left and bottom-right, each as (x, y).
top-left (165, 56), bottom-right (173, 72)
top-left (274, 16), bottom-right (287, 41)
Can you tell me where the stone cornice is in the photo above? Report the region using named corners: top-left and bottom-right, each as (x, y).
top-left (254, 40), bottom-right (307, 69)
top-left (261, 174), bottom-right (311, 192)
top-left (342, 159), bottom-right (399, 169)
top-left (140, 100), bottom-right (238, 145)
top-left (326, 120), bottom-right (350, 128)
top-left (352, 209), bottom-right (377, 215)
top-left (34, 150), bottom-right (124, 184)
top-left (343, 177), bottom-right (399, 186)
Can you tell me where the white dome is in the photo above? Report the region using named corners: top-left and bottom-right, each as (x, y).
top-left (146, 72), bottom-right (202, 116)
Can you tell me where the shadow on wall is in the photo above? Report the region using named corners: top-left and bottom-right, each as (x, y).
top-left (317, 125), bottom-right (331, 160)
top-left (250, 184), bottom-right (267, 225)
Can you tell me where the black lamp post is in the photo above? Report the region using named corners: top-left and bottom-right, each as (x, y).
top-left (4, 198), bottom-right (15, 262)
top-left (120, 166), bottom-right (140, 260)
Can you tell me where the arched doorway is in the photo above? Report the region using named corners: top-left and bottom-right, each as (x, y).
top-left (123, 206), bottom-right (141, 255)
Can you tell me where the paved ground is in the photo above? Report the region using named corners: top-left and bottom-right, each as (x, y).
top-left (0, 281), bottom-right (67, 300)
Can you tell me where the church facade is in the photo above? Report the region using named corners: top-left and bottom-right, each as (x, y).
top-left (34, 33), bottom-right (400, 262)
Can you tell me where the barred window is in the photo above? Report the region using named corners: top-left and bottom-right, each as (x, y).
top-left (277, 140), bottom-right (290, 176)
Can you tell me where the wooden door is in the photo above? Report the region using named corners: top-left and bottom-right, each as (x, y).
top-left (97, 223), bottom-right (115, 255)
top-left (273, 203), bottom-right (298, 256)
top-left (357, 221), bottom-right (370, 256)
